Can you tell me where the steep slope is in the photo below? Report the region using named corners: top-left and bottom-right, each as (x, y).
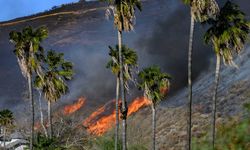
top-left (0, 0), bottom-right (249, 137)
top-left (124, 46), bottom-right (250, 149)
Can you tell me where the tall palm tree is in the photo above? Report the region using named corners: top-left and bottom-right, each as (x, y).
top-left (204, 1), bottom-right (250, 148)
top-left (9, 26), bottom-right (48, 150)
top-left (34, 50), bottom-right (73, 139)
top-left (138, 66), bottom-right (171, 150)
top-left (102, 0), bottom-right (141, 149)
top-left (106, 45), bottom-right (138, 150)
top-left (0, 109), bottom-right (14, 150)
top-left (182, 0), bottom-right (219, 149)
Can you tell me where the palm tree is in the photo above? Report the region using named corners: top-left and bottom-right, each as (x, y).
top-left (182, 0), bottom-right (219, 149)
top-left (9, 26), bottom-right (48, 150)
top-left (106, 45), bottom-right (138, 150)
top-left (0, 109), bottom-right (14, 150)
top-left (138, 66), bottom-right (171, 150)
top-left (102, 0), bottom-right (141, 149)
top-left (34, 50), bottom-right (73, 139)
top-left (204, 1), bottom-right (250, 149)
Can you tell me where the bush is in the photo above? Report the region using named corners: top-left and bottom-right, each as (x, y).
top-left (93, 136), bottom-right (122, 150)
top-left (33, 133), bottom-right (64, 150)
top-left (192, 103), bottom-right (250, 150)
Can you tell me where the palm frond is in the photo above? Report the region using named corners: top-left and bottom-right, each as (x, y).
top-left (184, 0), bottom-right (219, 22)
top-left (35, 49), bottom-right (74, 103)
top-left (105, 0), bottom-right (142, 31)
top-left (0, 109), bottom-right (14, 126)
top-left (106, 44), bottom-right (138, 93)
top-left (138, 66), bottom-right (171, 105)
top-left (9, 26), bottom-right (49, 79)
top-left (204, 1), bottom-right (250, 66)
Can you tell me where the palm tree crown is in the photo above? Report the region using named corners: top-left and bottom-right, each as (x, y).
top-left (204, 1), bottom-right (250, 66)
top-left (9, 26), bottom-right (48, 78)
top-left (183, 0), bottom-right (219, 22)
top-left (0, 109), bottom-right (14, 127)
top-left (102, 0), bottom-right (142, 31)
top-left (35, 50), bottom-right (74, 102)
top-left (138, 66), bottom-right (171, 105)
top-left (106, 45), bottom-right (138, 87)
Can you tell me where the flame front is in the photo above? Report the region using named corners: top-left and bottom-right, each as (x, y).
top-left (83, 102), bottom-right (107, 127)
top-left (64, 97), bottom-right (86, 115)
top-left (127, 97), bottom-right (151, 115)
top-left (85, 110), bottom-right (116, 135)
top-left (83, 97), bottom-right (151, 136)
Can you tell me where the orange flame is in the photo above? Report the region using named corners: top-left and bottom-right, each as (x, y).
top-left (64, 97), bottom-right (86, 115)
top-left (83, 102), bottom-right (108, 127)
top-left (127, 97), bottom-right (151, 115)
top-left (85, 110), bottom-right (116, 135)
top-left (83, 97), bottom-right (151, 136)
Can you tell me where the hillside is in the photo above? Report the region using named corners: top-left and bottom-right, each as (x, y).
top-left (124, 46), bottom-right (250, 149)
top-left (0, 0), bottom-right (250, 149)
top-left (0, 0), bottom-right (199, 119)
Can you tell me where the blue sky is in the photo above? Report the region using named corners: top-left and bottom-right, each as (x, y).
top-left (0, 0), bottom-right (84, 22)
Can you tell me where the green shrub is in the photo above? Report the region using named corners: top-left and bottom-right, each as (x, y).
top-left (192, 103), bottom-right (250, 150)
top-left (93, 136), bottom-right (122, 150)
top-left (33, 133), bottom-right (64, 150)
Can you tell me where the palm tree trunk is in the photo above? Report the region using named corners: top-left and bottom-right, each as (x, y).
top-left (122, 117), bottom-right (127, 150)
top-left (3, 127), bottom-right (6, 150)
top-left (187, 12), bottom-right (195, 150)
top-left (38, 91), bottom-right (48, 137)
top-left (212, 53), bottom-right (221, 149)
top-left (115, 77), bottom-right (120, 150)
top-left (28, 73), bottom-right (34, 150)
top-left (118, 30), bottom-right (127, 150)
top-left (152, 104), bottom-right (156, 150)
top-left (48, 101), bottom-right (52, 138)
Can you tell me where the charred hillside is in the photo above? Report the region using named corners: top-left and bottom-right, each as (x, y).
top-left (0, 0), bottom-right (249, 142)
